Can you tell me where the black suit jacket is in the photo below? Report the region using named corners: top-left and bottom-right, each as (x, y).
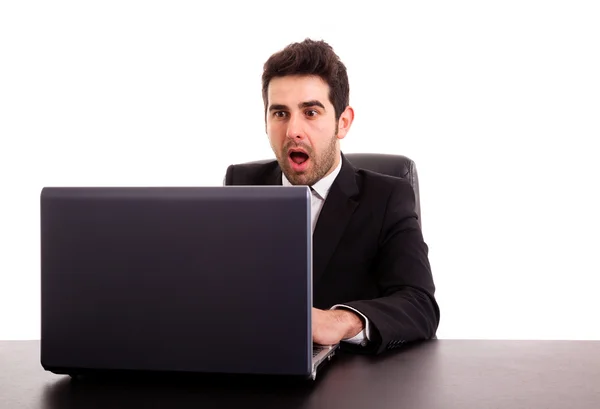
top-left (224, 153), bottom-right (440, 354)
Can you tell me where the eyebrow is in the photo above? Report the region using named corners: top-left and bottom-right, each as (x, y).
top-left (268, 100), bottom-right (326, 112)
top-left (299, 100), bottom-right (325, 110)
top-left (268, 104), bottom-right (288, 112)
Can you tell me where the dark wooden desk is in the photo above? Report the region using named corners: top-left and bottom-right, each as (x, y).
top-left (1, 340), bottom-right (599, 409)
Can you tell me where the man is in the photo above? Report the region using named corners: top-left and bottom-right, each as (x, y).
top-left (225, 39), bottom-right (439, 355)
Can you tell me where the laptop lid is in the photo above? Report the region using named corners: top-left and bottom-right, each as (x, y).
top-left (41, 186), bottom-right (313, 377)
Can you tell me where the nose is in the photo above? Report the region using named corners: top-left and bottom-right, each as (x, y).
top-left (285, 113), bottom-right (306, 141)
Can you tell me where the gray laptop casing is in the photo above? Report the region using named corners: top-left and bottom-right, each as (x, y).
top-left (40, 186), bottom-right (315, 378)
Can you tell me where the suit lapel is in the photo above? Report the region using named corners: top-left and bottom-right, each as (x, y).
top-left (312, 154), bottom-right (359, 284)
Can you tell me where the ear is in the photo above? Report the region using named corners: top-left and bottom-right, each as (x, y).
top-left (336, 106), bottom-right (354, 140)
top-left (264, 110), bottom-right (269, 134)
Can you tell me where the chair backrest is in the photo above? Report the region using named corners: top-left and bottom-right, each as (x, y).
top-left (344, 153), bottom-right (421, 225)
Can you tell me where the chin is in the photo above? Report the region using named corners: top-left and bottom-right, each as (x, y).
top-left (284, 171), bottom-right (311, 186)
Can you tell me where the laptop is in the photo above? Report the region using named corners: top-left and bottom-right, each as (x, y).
top-left (40, 186), bottom-right (338, 381)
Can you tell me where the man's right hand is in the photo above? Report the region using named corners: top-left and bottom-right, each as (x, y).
top-left (312, 307), bottom-right (364, 345)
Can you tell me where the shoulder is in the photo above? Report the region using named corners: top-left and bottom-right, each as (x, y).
top-left (355, 168), bottom-right (415, 201)
top-left (351, 168), bottom-right (418, 222)
top-left (224, 159), bottom-right (280, 185)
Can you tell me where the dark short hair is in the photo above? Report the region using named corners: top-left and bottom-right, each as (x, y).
top-left (262, 38), bottom-right (349, 121)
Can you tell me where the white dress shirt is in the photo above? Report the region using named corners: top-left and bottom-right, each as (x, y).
top-left (282, 156), bottom-right (371, 347)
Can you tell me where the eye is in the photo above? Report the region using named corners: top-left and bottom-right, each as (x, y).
top-left (305, 109), bottom-right (318, 117)
top-left (274, 111), bottom-right (288, 119)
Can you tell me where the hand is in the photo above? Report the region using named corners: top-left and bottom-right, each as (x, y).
top-left (312, 307), bottom-right (364, 345)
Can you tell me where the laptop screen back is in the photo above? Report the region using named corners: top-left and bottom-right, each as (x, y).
top-left (41, 186), bottom-right (312, 377)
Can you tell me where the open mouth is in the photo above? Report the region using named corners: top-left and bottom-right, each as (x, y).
top-left (288, 150), bottom-right (310, 172)
top-left (290, 151), bottom-right (309, 164)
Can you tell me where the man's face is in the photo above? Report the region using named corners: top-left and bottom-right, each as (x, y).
top-left (266, 75), bottom-right (353, 186)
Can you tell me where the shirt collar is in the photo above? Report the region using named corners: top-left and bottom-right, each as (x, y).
top-left (281, 154), bottom-right (342, 201)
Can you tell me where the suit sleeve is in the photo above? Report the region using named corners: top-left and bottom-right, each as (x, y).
top-left (344, 180), bottom-right (440, 355)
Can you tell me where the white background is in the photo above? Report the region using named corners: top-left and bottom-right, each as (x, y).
top-left (1, 1), bottom-right (599, 340)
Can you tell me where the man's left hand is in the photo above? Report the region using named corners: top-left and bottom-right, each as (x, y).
top-left (312, 307), bottom-right (364, 345)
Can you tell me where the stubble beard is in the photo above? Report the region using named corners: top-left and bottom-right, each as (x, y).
top-left (279, 131), bottom-right (339, 187)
